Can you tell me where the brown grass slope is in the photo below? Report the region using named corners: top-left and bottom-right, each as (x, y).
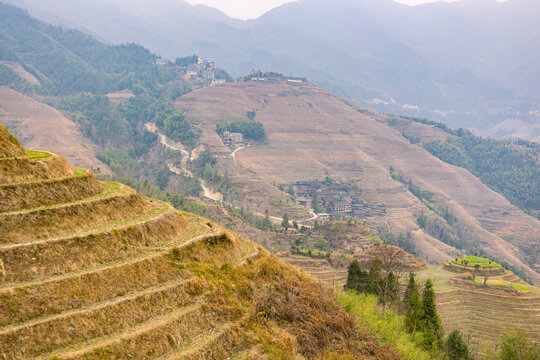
top-left (176, 81), bottom-right (540, 283)
top-left (0, 129), bottom-right (399, 359)
top-left (0, 122), bottom-right (24, 158)
top-left (0, 87), bottom-right (109, 172)
top-left (0, 153), bottom-right (72, 184)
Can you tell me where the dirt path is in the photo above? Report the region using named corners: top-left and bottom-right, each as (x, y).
top-left (145, 123), bottom-right (223, 202)
top-left (231, 146), bottom-right (245, 166)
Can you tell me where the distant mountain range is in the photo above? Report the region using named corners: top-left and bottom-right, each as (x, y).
top-left (2, 0), bottom-right (540, 137)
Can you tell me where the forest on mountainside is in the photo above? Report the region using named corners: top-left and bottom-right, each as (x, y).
top-left (425, 136), bottom-right (540, 220)
top-left (0, 3), bottom-right (172, 95)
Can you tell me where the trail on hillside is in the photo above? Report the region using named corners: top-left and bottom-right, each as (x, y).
top-left (230, 146), bottom-right (245, 166)
top-left (145, 122), bottom-right (223, 202)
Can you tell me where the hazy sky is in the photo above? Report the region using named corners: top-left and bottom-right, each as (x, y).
top-left (185, 0), bottom-right (506, 20)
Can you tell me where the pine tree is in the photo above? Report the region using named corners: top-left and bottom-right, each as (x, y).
top-left (445, 330), bottom-right (470, 360)
top-left (345, 259), bottom-right (369, 293)
top-left (403, 273), bottom-right (423, 334)
top-left (345, 259), bottom-right (361, 292)
top-left (383, 270), bottom-right (399, 310)
top-left (421, 279), bottom-right (443, 349)
top-left (281, 213), bottom-right (290, 231)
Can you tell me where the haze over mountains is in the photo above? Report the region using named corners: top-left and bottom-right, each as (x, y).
top-left (5, 0), bottom-right (540, 139)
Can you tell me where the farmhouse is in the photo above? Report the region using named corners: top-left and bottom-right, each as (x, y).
top-left (221, 131), bottom-right (244, 147)
top-left (328, 198), bottom-right (352, 214)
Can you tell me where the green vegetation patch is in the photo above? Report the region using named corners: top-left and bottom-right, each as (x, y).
top-left (511, 283), bottom-right (530, 292)
top-left (452, 256), bottom-right (501, 268)
top-left (216, 121), bottom-right (266, 141)
top-left (24, 150), bottom-right (53, 159)
top-left (425, 136), bottom-right (540, 220)
top-left (336, 291), bottom-right (431, 360)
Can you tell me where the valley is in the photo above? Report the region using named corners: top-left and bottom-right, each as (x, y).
top-left (0, 2), bottom-right (539, 356)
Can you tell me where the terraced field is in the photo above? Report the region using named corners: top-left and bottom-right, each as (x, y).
top-left (417, 265), bottom-right (540, 350)
top-left (0, 126), bottom-right (255, 359)
top-left (281, 253), bottom-right (348, 289)
top-left (0, 124), bottom-right (399, 359)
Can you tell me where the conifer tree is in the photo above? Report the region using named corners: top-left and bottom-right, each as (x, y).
top-left (445, 330), bottom-right (470, 360)
top-left (403, 273), bottom-right (423, 334)
top-left (421, 279), bottom-right (443, 349)
top-left (345, 259), bottom-right (369, 293)
top-left (345, 259), bottom-right (361, 292)
top-left (384, 270), bottom-right (399, 307)
top-left (281, 213), bottom-right (290, 231)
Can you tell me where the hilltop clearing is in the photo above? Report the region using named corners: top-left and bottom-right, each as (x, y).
top-left (176, 80), bottom-right (540, 283)
top-left (0, 125), bottom-right (400, 359)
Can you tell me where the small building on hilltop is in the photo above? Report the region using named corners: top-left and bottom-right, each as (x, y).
top-left (221, 131), bottom-right (244, 147)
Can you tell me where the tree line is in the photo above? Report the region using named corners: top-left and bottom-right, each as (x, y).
top-left (425, 136), bottom-right (539, 220)
top-left (216, 120), bottom-right (266, 141)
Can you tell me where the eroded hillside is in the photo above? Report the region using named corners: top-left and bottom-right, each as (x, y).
top-left (176, 80), bottom-right (540, 283)
top-left (0, 124), bottom-right (398, 360)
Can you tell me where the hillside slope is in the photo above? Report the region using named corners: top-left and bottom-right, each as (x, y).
top-left (0, 124), bottom-right (398, 359)
top-left (175, 80), bottom-right (540, 283)
top-left (0, 86), bottom-right (108, 172)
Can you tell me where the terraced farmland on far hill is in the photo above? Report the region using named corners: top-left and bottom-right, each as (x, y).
top-left (0, 123), bottom-right (399, 359)
top-left (176, 80), bottom-right (540, 283)
top-left (417, 261), bottom-right (540, 353)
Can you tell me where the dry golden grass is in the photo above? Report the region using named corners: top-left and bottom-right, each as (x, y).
top-left (0, 87), bottom-right (109, 172)
top-left (0, 122), bottom-right (24, 158)
top-left (0, 170), bottom-right (103, 213)
top-left (176, 81), bottom-right (540, 283)
top-left (0, 153), bottom-right (72, 184)
top-left (0, 183), bottom-right (145, 243)
top-left (0, 128), bottom-right (399, 359)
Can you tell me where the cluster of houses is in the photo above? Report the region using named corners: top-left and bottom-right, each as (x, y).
top-left (293, 181), bottom-right (385, 219)
top-left (155, 57), bottom-right (226, 86)
top-left (244, 71), bottom-right (307, 84)
top-left (220, 131), bottom-right (244, 147)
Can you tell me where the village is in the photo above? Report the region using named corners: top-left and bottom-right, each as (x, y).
top-left (293, 180), bottom-right (386, 220)
top-left (155, 55), bottom-right (228, 87)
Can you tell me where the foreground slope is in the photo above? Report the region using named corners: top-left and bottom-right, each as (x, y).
top-left (0, 124), bottom-right (398, 359)
top-left (176, 80), bottom-right (540, 283)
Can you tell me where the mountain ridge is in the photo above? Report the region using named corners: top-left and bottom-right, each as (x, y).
top-left (4, 0), bottom-right (539, 138)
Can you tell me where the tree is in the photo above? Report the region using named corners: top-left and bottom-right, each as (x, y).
top-left (345, 260), bottom-right (364, 292)
top-left (281, 213), bottom-right (290, 231)
top-left (292, 220), bottom-right (299, 230)
top-left (367, 258), bottom-right (383, 294)
top-left (323, 176), bottom-right (334, 186)
top-left (417, 213), bottom-right (427, 229)
top-left (421, 279), bottom-right (443, 350)
top-left (445, 330), bottom-right (470, 360)
top-left (499, 328), bottom-right (540, 360)
top-left (163, 109), bottom-right (199, 147)
top-left (473, 264), bottom-right (480, 281)
top-left (403, 273), bottom-right (424, 334)
top-left (156, 166), bottom-right (170, 190)
top-left (247, 110), bottom-right (256, 120)
top-left (311, 195), bottom-right (321, 214)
